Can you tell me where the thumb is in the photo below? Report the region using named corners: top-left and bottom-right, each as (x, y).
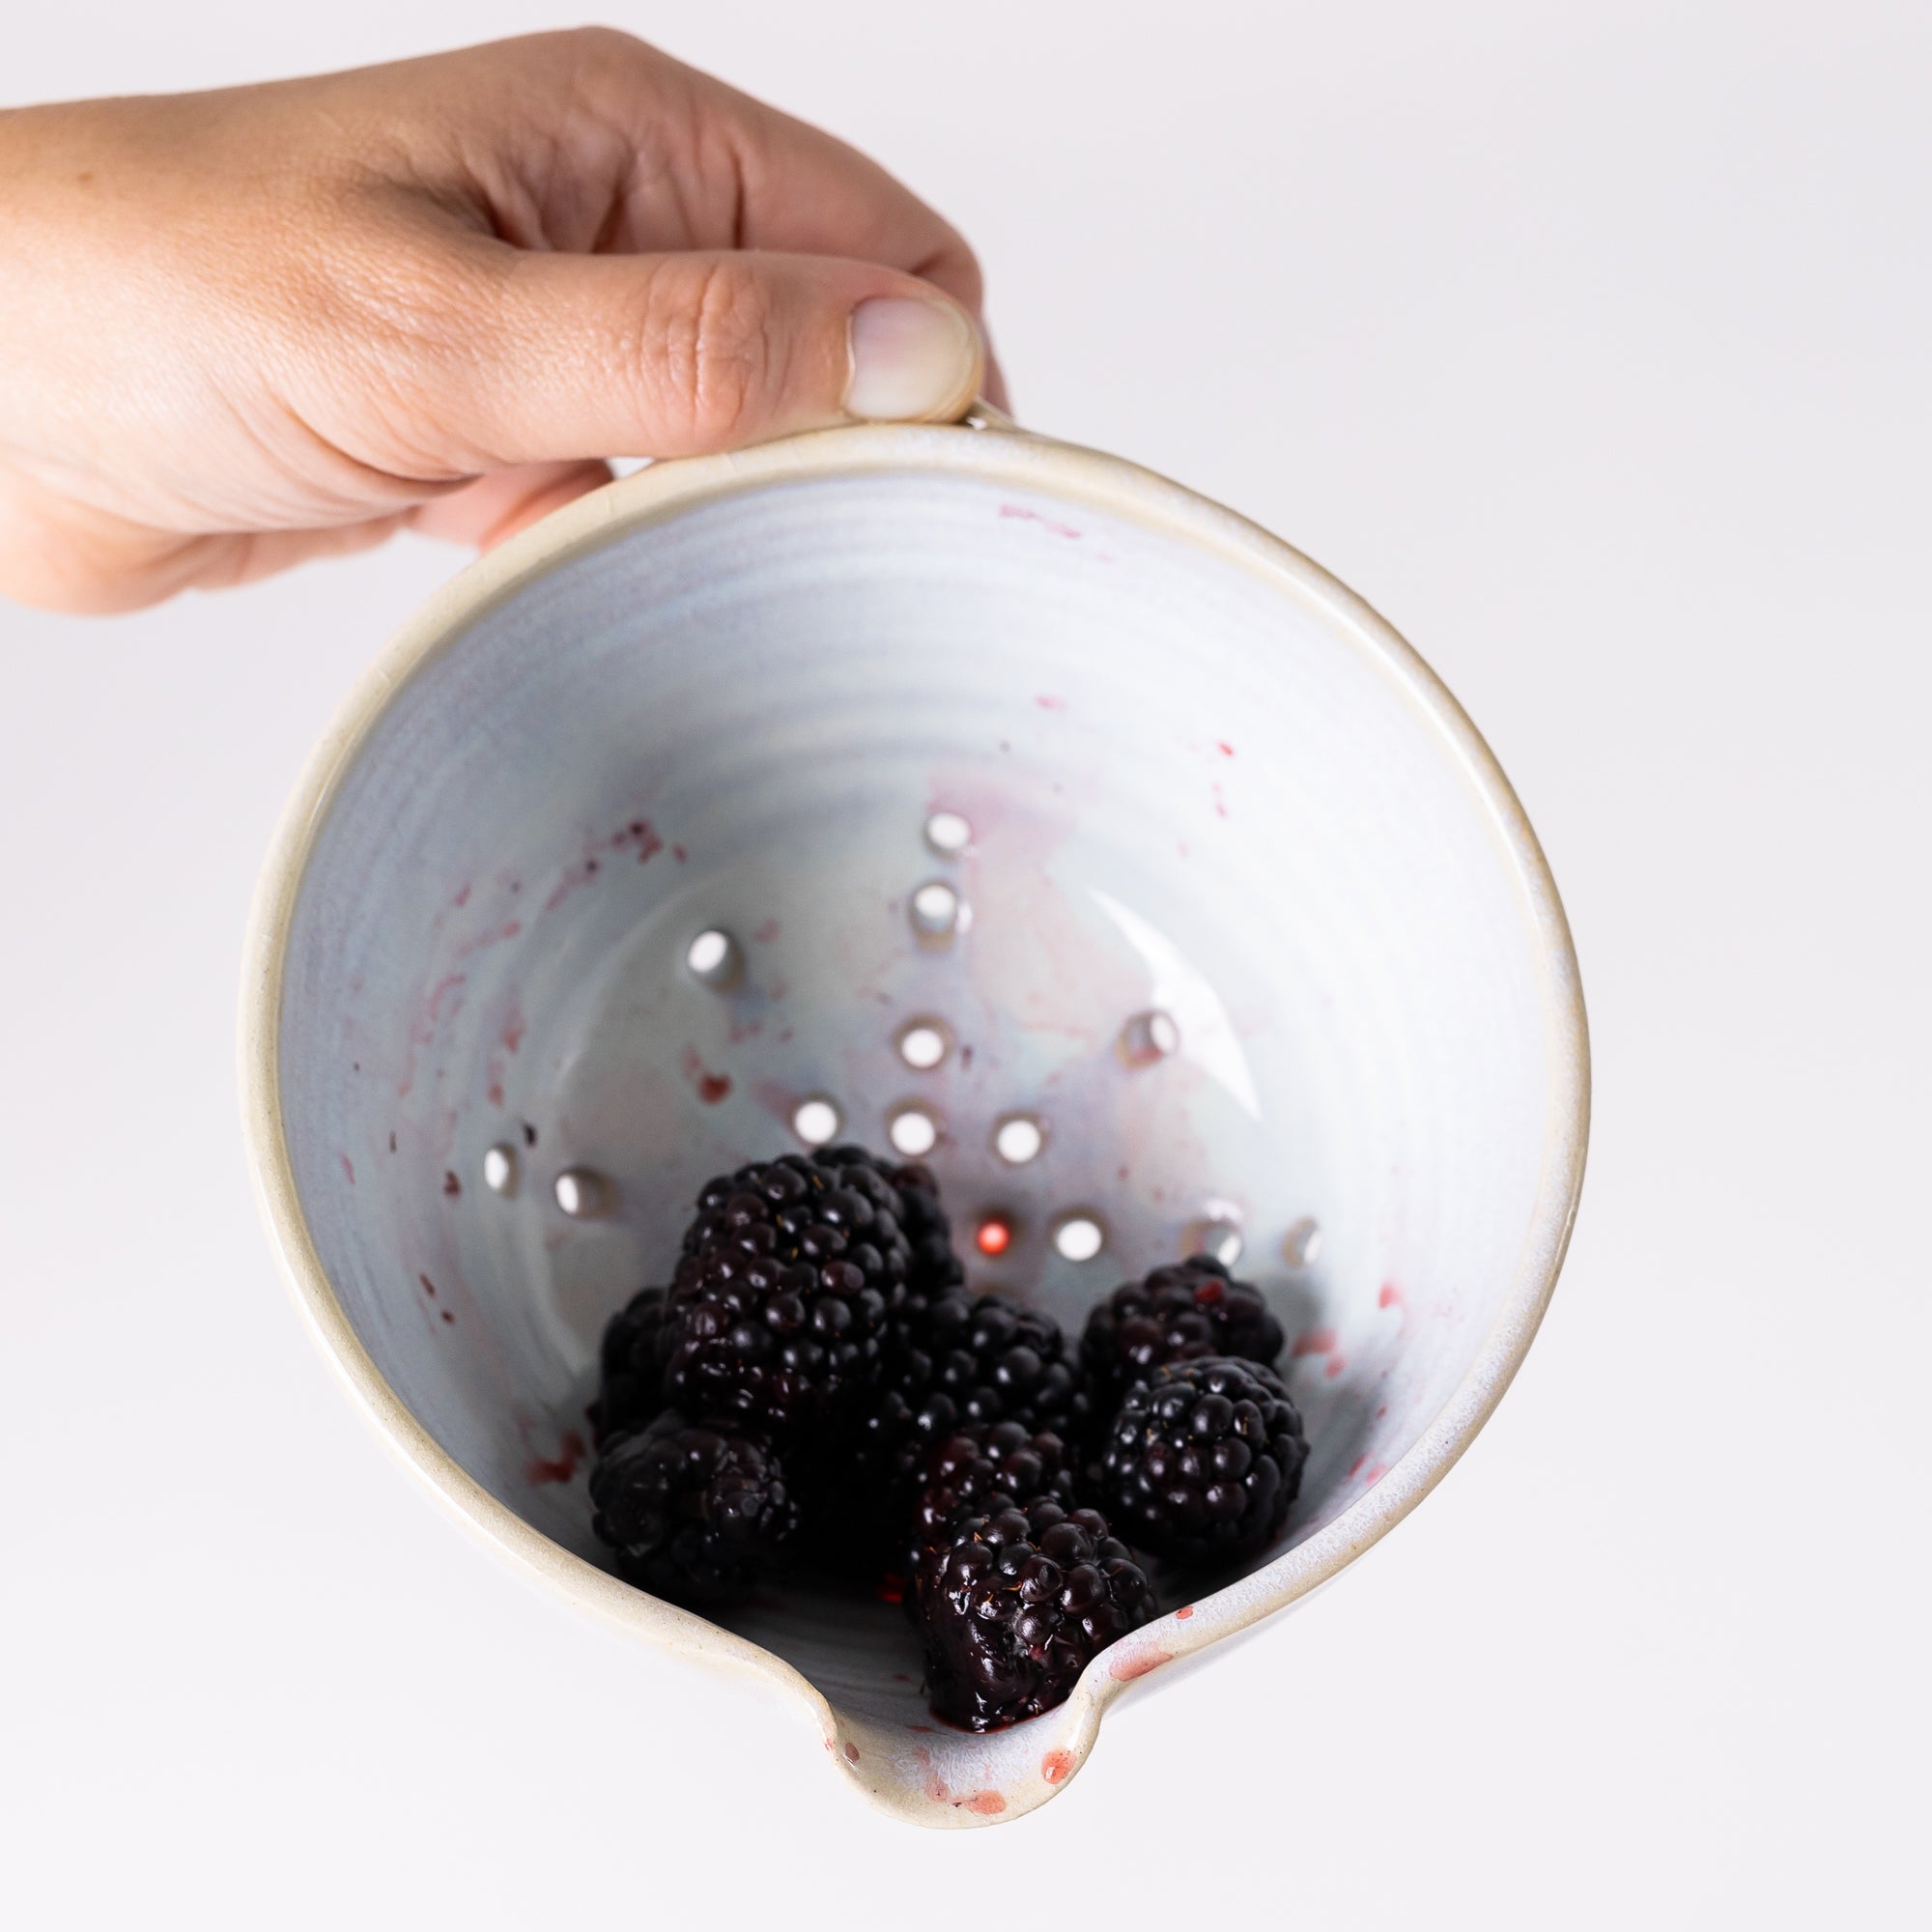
top-left (382, 244), bottom-right (987, 471)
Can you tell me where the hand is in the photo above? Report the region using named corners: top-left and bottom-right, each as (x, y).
top-left (0, 30), bottom-right (998, 612)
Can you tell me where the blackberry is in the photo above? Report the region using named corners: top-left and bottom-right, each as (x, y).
top-left (660, 1151), bottom-right (912, 1434)
top-left (1081, 1255), bottom-right (1284, 1405)
top-left (917, 1497), bottom-right (1157, 1731)
top-left (589, 1411), bottom-right (798, 1599)
top-left (844, 1291), bottom-right (1094, 1548)
top-left (1097, 1356), bottom-right (1309, 1564)
top-left (913, 1422), bottom-right (1080, 1555)
top-left (586, 1284), bottom-right (668, 1448)
top-left (924, 1291), bottom-right (1094, 1444)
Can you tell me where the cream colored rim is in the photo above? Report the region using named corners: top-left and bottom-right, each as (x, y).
top-left (238, 419), bottom-right (1590, 1823)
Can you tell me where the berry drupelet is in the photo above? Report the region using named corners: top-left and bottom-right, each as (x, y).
top-left (1097, 1356), bottom-right (1309, 1564)
top-left (586, 1284), bottom-right (668, 1448)
top-left (918, 1497), bottom-right (1158, 1731)
top-left (913, 1421), bottom-right (1081, 1557)
top-left (1081, 1255), bottom-right (1285, 1406)
top-left (588, 1411), bottom-right (799, 1599)
top-left (658, 1151), bottom-right (913, 1435)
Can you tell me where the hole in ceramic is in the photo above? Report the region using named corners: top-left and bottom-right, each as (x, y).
top-left (975, 1213), bottom-right (1014, 1258)
top-left (909, 880), bottom-right (965, 942)
top-left (1189, 1220), bottom-right (1244, 1267)
top-left (685, 926), bottom-right (742, 988)
top-left (482, 1145), bottom-right (519, 1196)
top-left (1282, 1216), bottom-right (1322, 1267)
top-left (1119, 1009), bottom-right (1181, 1066)
top-left (886, 1103), bottom-right (941, 1158)
top-left (1051, 1212), bottom-right (1106, 1263)
top-left (993, 1114), bottom-right (1046, 1166)
top-left (553, 1168), bottom-right (611, 1218)
top-left (923, 810), bottom-right (972, 857)
top-left (792, 1097), bottom-right (842, 1148)
top-left (895, 1019), bottom-right (950, 1070)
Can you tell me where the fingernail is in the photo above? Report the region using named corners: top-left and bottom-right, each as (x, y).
top-left (846, 298), bottom-right (981, 421)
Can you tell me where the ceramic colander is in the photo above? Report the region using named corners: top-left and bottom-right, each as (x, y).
top-left (241, 409), bottom-right (1589, 1826)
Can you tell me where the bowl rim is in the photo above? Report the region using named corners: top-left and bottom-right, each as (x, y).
top-left (238, 417), bottom-right (1590, 1826)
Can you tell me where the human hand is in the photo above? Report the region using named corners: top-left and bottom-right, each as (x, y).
top-left (0, 30), bottom-right (997, 612)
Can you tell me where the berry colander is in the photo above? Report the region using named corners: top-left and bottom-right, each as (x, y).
top-left (241, 408), bottom-right (1589, 1826)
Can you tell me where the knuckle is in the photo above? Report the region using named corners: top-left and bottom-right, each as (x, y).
top-left (645, 258), bottom-right (784, 450)
top-left (555, 24), bottom-right (650, 68)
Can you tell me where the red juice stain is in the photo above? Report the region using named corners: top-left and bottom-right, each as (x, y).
top-left (1349, 1453), bottom-right (1366, 1478)
top-left (339, 1154), bottom-right (355, 1185)
top-left (442, 1171), bottom-right (462, 1197)
top-left (440, 1310), bottom-right (455, 1325)
top-left (1041, 1750), bottom-right (1075, 1784)
top-left (1376, 1404), bottom-right (1388, 1419)
top-left (1363, 1462), bottom-right (1389, 1484)
top-left (629, 821), bottom-right (664, 865)
top-left (1212, 782), bottom-right (1229, 818)
top-left (671, 843), bottom-right (688, 864)
top-left (501, 1001), bottom-right (526, 1055)
top-left (751, 918), bottom-right (781, 944)
top-left (526, 1430), bottom-right (587, 1486)
top-left (893, 1672), bottom-right (912, 1684)
top-left (1291, 1327), bottom-right (1338, 1358)
top-left (1035, 693), bottom-right (1067, 711)
top-left (1109, 1648), bottom-right (1173, 1682)
top-left (419, 1274), bottom-right (437, 1298)
top-left (965, 1792), bottom-right (1007, 1815)
top-left (1175, 1605), bottom-right (1195, 1620)
top-left (842, 1743), bottom-right (861, 1764)
top-left (1000, 504), bottom-right (1081, 539)
top-left (681, 1045), bottom-right (731, 1104)
top-left (454, 883), bottom-right (471, 907)
top-left (907, 1723), bottom-right (935, 1734)
top-left (542, 864), bottom-right (593, 914)
top-left (1378, 1282), bottom-right (1406, 1311)
top-left (1217, 741), bottom-right (1236, 757)
top-left (924, 1776), bottom-right (950, 1803)
top-left (874, 1574), bottom-right (905, 1605)
top-left (1324, 1354), bottom-right (1347, 1378)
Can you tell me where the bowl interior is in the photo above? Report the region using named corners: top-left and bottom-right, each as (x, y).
top-left (270, 450), bottom-right (1574, 1744)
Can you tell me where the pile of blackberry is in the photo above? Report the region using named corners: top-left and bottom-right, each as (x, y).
top-left (586, 1149), bottom-right (1309, 1730)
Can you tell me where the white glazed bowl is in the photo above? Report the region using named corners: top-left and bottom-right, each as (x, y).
top-left (242, 419), bottom-right (1587, 1826)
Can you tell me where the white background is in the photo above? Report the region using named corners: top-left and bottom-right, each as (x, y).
top-left (2, 4), bottom-right (1926, 1925)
